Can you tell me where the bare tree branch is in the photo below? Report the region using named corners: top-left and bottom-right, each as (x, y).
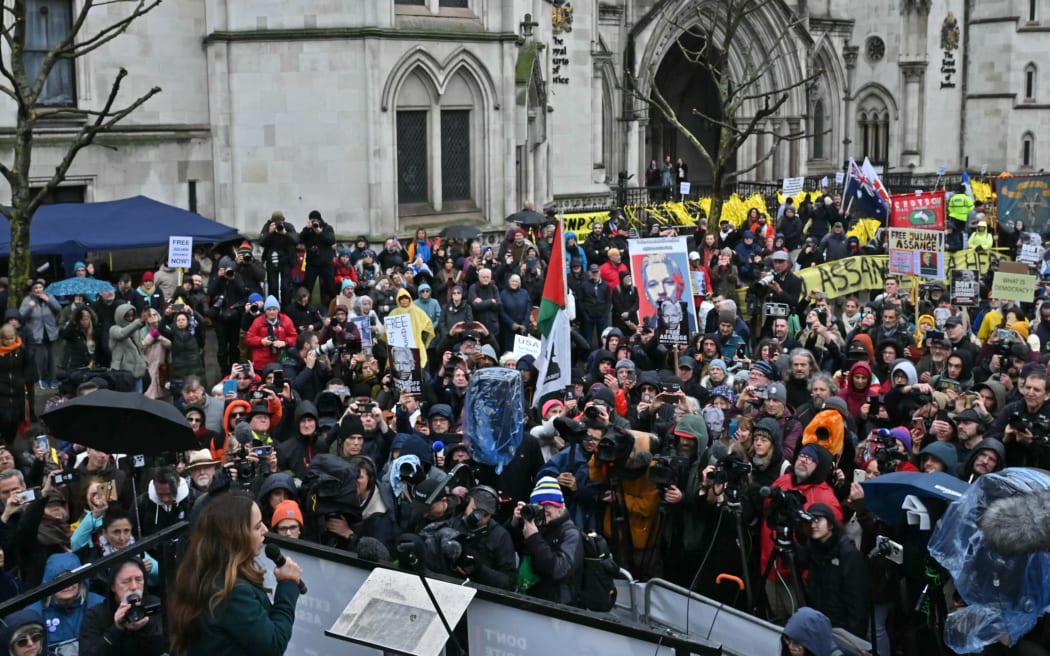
top-left (26, 68), bottom-right (161, 215)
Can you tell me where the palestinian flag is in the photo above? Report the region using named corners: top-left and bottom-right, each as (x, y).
top-left (534, 221), bottom-right (571, 407)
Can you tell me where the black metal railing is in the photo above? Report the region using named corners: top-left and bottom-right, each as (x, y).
top-left (0, 521), bottom-right (187, 617)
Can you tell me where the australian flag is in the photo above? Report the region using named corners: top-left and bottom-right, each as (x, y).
top-left (844, 157), bottom-right (891, 222)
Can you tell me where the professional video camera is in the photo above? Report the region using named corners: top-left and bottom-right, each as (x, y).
top-left (710, 453), bottom-right (752, 487)
top-left (224, 447), bottom-right (257, 490)
top-left (596, 427), bottom-right (634, 466)
top-left (762, 486), bottom-right (814, 531)
top-left (648, 455), bottom-right (688, 489)
top-left (875, 447), bottom-right (908, 474)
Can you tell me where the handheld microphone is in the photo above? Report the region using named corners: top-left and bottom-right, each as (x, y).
top-left (264, 544), bottom-right (307, 594)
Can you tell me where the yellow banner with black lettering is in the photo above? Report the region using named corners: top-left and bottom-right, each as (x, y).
top-left (790, 248), bottom-right (1006, 299)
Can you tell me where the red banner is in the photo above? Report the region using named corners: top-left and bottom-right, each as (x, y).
top-left (890, 191), bottom-right (947, 230)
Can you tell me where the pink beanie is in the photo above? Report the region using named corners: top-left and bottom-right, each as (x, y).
top-left (541, 399), bottom-right (565, 417)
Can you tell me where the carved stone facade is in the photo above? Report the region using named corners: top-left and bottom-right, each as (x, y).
top-left (0, 0), bottom-right (1045, 235)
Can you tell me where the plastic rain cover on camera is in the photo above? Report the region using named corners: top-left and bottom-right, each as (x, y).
top-left (390, 454), bottom-right (421, 498)
top-left (462, 367), bottom-right (524, 474)
top-left (927, 468), bottom-right (1050, 653)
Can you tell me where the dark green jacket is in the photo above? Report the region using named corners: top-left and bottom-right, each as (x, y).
top-left (189, 578), bottom-right (299, 656)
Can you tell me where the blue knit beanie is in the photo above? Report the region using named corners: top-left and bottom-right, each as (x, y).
top-left (263, 295), bottom-right (280, 310)
top-left (530, 476), bottom-right (564, 507)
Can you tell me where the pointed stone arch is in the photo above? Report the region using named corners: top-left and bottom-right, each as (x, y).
top-left (383, 46), bottom-right (500, 222)
top-left (381, 46), bottom-right (500, 112)
top-left (808, 34), bottom-right (847, 165)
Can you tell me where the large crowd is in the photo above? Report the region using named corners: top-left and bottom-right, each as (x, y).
top-left (0, 194), bottom-right (1047, 656)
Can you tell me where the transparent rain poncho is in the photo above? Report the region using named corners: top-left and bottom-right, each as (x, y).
top-left (927, 467), bottom-right (1050, 653)
top-left (462, 367), bottom-right (524, 474)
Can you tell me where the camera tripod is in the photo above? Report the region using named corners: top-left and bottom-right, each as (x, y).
top-left (720, 485), bottom-right (754, 612)
top-left (760, 524), bottom-right (806, 619)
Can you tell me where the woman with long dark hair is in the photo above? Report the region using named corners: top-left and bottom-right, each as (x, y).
top-left (168, 494), bottom-right (301, 655)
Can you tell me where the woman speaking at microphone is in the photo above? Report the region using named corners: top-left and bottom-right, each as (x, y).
top-left (168, 494), bottom-right (303, 656)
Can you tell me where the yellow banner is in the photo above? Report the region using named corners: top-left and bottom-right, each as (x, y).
top-left (792, 248), bottom-right (1006, 299)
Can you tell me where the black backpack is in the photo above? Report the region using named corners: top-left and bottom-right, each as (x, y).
top-left (576, 531), bottom-right (618, 612)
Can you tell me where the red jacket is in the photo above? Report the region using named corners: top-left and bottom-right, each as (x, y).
top-left (333, 257), bottom-right (359, 286)
top-left (599, 261), bottom-right (629, 290)
top-left (760, 472), bottom-right (842, 582)
top-left (244, 314), bottom-right (298, 370)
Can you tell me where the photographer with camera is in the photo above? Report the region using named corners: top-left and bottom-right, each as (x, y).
top-left (739, 381), bottom-right (805, 463)
top-left (511, 477), bottom-right (583, 604)
top-left (630, 372), bottom-right (679, 435)
top-left (588, 425), bottom-right (663, 580)
top-left (797, 504), bottom-right (868, 637)
top-left (536, 415), bottom-right (604, 532)
top-left (300, 210), bottom-right (337, 306)
top-left (445, 486), bottom-right (516, 590)
top-left (259, 210), bottom-right (300, 305)
top-left (280, 332), bottom-right (331, 403)
top-left (244, 295), bottom-right (298, 372)
top-left (79, 557), bottom-right (165, 655)
top-left (206, 258), bottom-right (248, 374)
top-left (233, 241), bottom-right (266, 297)
top-left (988, 370), bottom-right (1050, 470)
top-left (760, 443), bottom-right (841, 624)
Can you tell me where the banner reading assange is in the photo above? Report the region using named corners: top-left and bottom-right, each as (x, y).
top-left (793, 248), bottom-right (1005, 299)
top-left (628, 236), bottom-right (697, 345)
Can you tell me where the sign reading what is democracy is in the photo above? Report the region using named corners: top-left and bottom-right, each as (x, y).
top-left (991, 271), bottom-right (1037, 303)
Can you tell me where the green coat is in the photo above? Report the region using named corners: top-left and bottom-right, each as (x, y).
top-left (189, 578), bottom-right (299, 656)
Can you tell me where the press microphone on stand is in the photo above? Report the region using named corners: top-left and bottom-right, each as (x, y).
top-left (265, 543), bottom-right (308, 594)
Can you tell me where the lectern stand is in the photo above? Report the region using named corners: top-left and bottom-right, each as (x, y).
top-left (325, 567), bottom-right (476, 656)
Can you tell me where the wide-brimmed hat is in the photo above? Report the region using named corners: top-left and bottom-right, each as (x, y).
top-left (185, 449), bottom-right (220, 470)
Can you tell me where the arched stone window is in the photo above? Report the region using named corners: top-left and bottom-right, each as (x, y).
top-left (856, 95), bottom-right (889, 165)
top-left (395, 68), bottom-right (483, 211)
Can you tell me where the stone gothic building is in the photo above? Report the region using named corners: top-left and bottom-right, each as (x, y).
top-left (1, 0), bottom-right (1046, 236)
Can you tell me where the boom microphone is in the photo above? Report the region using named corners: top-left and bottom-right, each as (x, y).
top-left (979, 489), bottom-right (1050, 556)
top-left (264, 544), bottom-right (308, 594)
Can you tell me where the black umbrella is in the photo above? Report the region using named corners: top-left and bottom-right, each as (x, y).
top-left (42, 389), bottom-right (198, 455)
top-left (507, 210), bottom-right (547, 228)
top-left (439, 224), bottom-right (482, 241)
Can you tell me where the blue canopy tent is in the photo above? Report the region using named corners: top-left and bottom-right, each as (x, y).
top-left (0, 195), bottom-right (241, 274)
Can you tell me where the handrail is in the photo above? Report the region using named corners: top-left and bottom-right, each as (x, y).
top-left (0, 520), bottom-right (188, 616)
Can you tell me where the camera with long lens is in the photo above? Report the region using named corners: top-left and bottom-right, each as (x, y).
top-left (398, 460), bottom-right (426, 486)
top-left (313, 338), bottom-right (343, 358)
top-left (519, 503), bottom-right (547, 529)
top-left (125, 593), bottom-right (146, 623)
top-left (1009, 412), bottom-right (1050, 447)
top-left (710, 453), bottom-right (752, 487)
top-left (764, 486), bottom-right (814, 532)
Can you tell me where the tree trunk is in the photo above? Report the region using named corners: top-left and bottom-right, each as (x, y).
top-left (8, 208), bottom-right (32, 308)
top-left (709, 172), bottom-right (726, 226)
